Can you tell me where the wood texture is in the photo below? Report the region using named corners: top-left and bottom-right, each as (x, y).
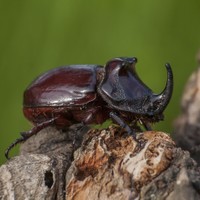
top-left (0, 125), bottom-right (88, 200)
top-left (173, 64), bottom-right (200, 164)
top-left (65, 127), bottom-right (175, 199)
top-left (1, 124), bottom-right (200, 199)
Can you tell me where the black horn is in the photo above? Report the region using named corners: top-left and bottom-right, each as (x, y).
top-left (151, 63), bottom-right (173, 114)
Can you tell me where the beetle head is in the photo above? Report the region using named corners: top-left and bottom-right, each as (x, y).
top-left (98, 57), bottom-right (173, 120)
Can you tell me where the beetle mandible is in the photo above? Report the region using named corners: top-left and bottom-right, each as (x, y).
top-left (5, 57), bottom-right (173, 159)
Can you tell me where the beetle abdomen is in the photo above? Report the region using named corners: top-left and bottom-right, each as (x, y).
top-left (23, 65), bottom-right (102, 107)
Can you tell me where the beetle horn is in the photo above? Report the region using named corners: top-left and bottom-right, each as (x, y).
top-left (151, 63), bottom-right (173, 114)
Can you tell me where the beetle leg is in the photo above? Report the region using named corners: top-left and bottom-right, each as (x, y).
top-left (5, 118), bottom-right (55, 160)
top-left (144, 122), bottom-right (152, 131)
top-left (20, 118), bottom-right (55, 139)
top-left (5, 137), bottom-right (26, 160)
top-left (109, 112), bottom-right (136, 139)
top-left (72, 123), bottom-right (84, 146)
top-left (141, 121), bottom-right (152, 131)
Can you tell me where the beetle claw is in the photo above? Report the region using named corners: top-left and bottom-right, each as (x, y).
top-left (20, 131), bottom-right (29, 138)
top-left (5, 137), bottom-right (25, 160)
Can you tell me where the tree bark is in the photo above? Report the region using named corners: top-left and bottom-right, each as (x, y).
top-left (173, 52), bottom-right (200, 164)
top-left (0, 125), bottom-right (88, 200)
top-left (0, 125), bottom-right (200, 199)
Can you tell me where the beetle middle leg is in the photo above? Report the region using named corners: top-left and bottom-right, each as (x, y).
top-left (5, 118), bottom-right (56, 159)
top-left (109, 112), bottom-right (137, 139)
top-left (70, 123), bottom-right (88, 149)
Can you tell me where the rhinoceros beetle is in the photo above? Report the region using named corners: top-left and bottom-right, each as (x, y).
top-left (5, 57), bottom-right (173, 159)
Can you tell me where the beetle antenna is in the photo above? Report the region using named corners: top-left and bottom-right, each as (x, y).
top-left (5, 137), bottom-right (25, 160)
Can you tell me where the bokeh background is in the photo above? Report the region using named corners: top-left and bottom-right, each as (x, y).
top-left (0, 0), bottom-right (200, 164)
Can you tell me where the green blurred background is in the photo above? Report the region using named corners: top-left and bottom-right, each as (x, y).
top-left (0, 0), bottom-right (200, 164)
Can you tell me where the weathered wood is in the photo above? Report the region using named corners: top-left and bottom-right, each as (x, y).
top-left (0, 154), bottom-right (58, 200)
top-left (65, 127), bottom-right (200, 200)
top-left (0, 125), bottom-right (200, 199)
top-left (173, 66), bottom-right (200, 164)
top-left (0, 125), bottom-right (88, 200)
top-left (140, 148), bottom-right (200, 200)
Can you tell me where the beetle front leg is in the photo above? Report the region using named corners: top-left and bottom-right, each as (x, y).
top-left (140, 120), bottom-right (152, 131)
top-left (109, 112), bottom-right (136, 139)
top-left (5, 118), bottom-right (55, 159)
top-left (143, 122), bottom-right (152, 131)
